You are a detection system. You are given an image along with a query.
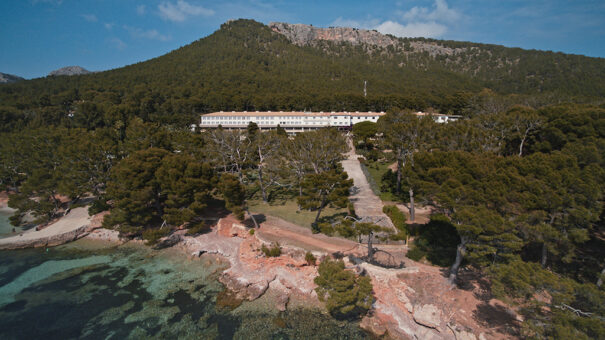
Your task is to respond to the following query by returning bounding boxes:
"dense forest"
[0,18,604,339]
[1,19,605,131]
[351,104,604,338]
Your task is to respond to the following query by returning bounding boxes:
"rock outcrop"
[180,215,320,311]
[0,72,24,84]
[176,215,516,339]
[269,22,468,57]
[49,66,91,76]
[0,224,92,250]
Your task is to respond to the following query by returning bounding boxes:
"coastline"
[2,209,517,339]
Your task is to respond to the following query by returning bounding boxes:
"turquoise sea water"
[0,240,369,339]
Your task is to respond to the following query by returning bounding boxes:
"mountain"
[1,19,604,128]
[269,22,605,97]
[49,66,91,76]
[0,72,24,84]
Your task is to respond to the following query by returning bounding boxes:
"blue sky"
[1,0,604,79]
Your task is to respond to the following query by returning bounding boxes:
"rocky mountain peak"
[269,22,398,48]
[0,72,25,84]
[49,66,91,77]
[268,22,467,58]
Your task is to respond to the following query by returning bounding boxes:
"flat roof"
[203,111,386,117]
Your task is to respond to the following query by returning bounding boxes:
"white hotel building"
[199,110,461,133]
[199,111,385,133]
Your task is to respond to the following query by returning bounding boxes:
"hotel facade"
[199,111,461,133]
[199,111,385,133]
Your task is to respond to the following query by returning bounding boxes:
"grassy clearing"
[249,199,347,229]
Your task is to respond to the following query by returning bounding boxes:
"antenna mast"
[364,80,367,98]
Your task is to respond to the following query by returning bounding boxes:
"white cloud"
[109,38,127,50]
[124,26,171,42]
[137,5,146,16]
[332,0,460,38]
[158,0,214,22]
[375,20,447,38]
[401,0,460,24]
[104,22,115,30]
[81,14,98,23]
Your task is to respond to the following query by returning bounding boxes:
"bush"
[319,222,335,236]
[347,202,356,218]
[406,245,427,261]
[261,243,281,257]
[335,221,356,238]
[314,259,373,319]
[186,222,209,235]
[249,229,255,235]
[383,205,407,238]
[408,214,459,267]
[305,251,316,266]
[88,196,110,215]
[142,228,170,245]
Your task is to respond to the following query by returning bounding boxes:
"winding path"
[341,139,394,229]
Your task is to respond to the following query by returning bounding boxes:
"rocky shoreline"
[2,207,516,339]
[170,216,513,339]
[0,209,109,250]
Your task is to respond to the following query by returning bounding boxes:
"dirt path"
[0,207,92,249]
[257,215,362,253]
[341,139,393,228]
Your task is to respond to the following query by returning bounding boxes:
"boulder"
[413,304,442,329]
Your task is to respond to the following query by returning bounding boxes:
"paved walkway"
[0,207,92,249]
[341,139,394,229]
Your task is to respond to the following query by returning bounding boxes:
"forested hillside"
[1,19,605,131]
[1,18,604,339]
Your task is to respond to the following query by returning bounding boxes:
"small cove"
[0,238,369,339]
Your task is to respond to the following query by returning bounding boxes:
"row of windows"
[201,115,378,120]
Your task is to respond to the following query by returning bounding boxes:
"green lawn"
[248,199,347,229]
[361,161,398,202]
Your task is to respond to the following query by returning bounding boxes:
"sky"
[1,0,604,79]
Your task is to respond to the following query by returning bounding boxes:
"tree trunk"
[367,231,374,262]
[541,242,548,267]
[313,204,324,225]
[518,130,528,157]
[409,188,415,222]
[597,267,604,287]
[395,150,403,194]
[245,208,259,229]
[449,239,467,284]
[258,166,267,202]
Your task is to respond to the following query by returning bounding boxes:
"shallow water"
[0,240,369,339]
[0,209,22,237]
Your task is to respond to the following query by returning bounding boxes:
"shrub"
[305,251,317,265]
[383,205,406,229]
[314,259,373,319]
[261,243,281,257]
[335,221,356,238]
[89,196,110,215]
[319,222,335,236]
[249,229,255,235]
[347,202,356,217]
[406,245,427,261]
[186,222,209,235]
[409,214,459,267]
[142,228,170,245]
